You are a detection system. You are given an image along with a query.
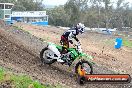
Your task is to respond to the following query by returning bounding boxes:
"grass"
[104,38,132,48]
[0,68,4,81]
[122,39,132,48]
[12,25,31,35]
[0,67,51,88]
[12,25,23,30]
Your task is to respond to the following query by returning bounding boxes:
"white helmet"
[76,23,85,33]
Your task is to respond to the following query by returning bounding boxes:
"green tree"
[64,0,80,25]
[0,0,44,11]
[47,6,70,26]
[0,0,16,3]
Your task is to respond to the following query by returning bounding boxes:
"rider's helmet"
[76,23,85,34]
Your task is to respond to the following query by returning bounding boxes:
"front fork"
[67,57,84,76]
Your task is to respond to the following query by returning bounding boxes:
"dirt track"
[14,23,132,75]
[0,22,132,88]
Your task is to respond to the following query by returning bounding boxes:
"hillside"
[0,21,131,88]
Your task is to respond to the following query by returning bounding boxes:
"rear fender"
[47,44,61,58]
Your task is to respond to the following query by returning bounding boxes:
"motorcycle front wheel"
[75,60,93,75]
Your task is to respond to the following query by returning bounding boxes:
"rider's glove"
[69,40,73,44]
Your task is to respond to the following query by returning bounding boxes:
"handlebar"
[73,42,82,53]
[73,42,81,46]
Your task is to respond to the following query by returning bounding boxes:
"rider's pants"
[60,35,69,54]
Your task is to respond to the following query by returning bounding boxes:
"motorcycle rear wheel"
[77,76,86,85]
[40,47,56,64]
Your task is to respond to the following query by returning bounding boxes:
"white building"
[11,11,48,25]
[0,3,14,24]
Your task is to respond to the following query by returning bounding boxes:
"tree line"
[0,0,44,11]
[47,0,132,31]
[0,0,132,30]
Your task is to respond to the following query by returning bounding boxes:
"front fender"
[79,53,95,65]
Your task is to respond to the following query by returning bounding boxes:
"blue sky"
[42,0,132,6]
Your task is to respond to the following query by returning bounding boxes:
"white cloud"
[43,0,68,6]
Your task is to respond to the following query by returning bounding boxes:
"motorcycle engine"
[62,53,73,66]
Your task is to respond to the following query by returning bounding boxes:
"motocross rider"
[58,23,85,62]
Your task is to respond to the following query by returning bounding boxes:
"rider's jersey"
[62,27,79,43]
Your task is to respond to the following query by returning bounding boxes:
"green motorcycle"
[40,42,93,74]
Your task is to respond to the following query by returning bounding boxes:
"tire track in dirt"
[0,27,131,88]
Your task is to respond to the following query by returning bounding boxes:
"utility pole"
[104,0,109,30]
[97,1,101,29]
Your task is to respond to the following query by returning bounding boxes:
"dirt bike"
[40,42,93,75]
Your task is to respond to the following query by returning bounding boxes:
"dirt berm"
[0,24,131,88]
